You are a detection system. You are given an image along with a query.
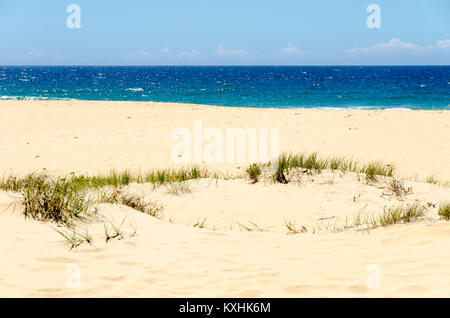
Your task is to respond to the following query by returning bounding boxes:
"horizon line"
[1,64,449,67]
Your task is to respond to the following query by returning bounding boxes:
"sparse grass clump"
[355,203,425,229]
[303,153,327,174]
[103,218,130,242]
[273,153,290,184]
[0,175,28,192]
[69,169,134,189]
[269,152,395,184]
[388,178,412,197]
[361,162,394,183]
[54,227,92,250]
[246,163,262,183]
[438,203,450,220]
[426,175,439,185]
[21,174,89,224]
[166,181,192,195]
[70,166,208,189]
[100,187,163,218]
[329,157,346,171]
[236,221,266,232]
[193,217,207,229]
[283,219,308,234]
[379,204,424,226]
[143,166,208,185]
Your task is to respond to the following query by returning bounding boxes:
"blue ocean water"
[0,66,448,110]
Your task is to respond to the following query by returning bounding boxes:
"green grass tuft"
[273,153,290,184]
[53,227,92,250]
[166,181,192,195]
[388,178,412,197]
[379,204,424,226]
[269,152,395,184]
[355,203,425,229]
[426,175,439,185]
[246,163,262,183]
[361,162,394,183]
[100,187,163,218]
[438,203,450,220]
[21,174,89,224]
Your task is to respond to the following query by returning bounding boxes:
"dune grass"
[0,175,27,192]
[246,152,395,184]
[283,219,308,234]
[20,174,90,224]
[193,217,207,229]
[236,221,266,232]
[166,181,192,195]
[100,187,163,218]
[281,152,394,183]
[361,162,390,182]
[103,218,128,242]
[0,153,443,231]
[53,227,93,250]
[246,163,262,184]
[426,175,439,185]
[273,153,290,184]
[379,204,424,226]
[438,203,450,220]
[0,166,207,223]
[388,178,412,197]
[67,166,209,190]
[355,203,425,229]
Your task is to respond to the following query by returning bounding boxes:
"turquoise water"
[0,66,448,109]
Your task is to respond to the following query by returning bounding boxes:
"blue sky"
[0,0,449,65]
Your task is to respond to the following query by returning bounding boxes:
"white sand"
[0,100,449,297]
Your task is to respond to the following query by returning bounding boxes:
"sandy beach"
[0,100,449,297]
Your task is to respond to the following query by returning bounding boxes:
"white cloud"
[27,48,45,57]
[177,49,201,58]
[347,38,450,54]
[159,48,170,55]
[276,43,302,56]
[346,38,420,54]
[433,39,450,49]
[214,45,248,58]
[123,49,151,57]
[123,48,171,59]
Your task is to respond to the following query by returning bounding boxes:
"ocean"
[0,66,448,110]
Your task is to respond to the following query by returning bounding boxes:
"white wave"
[285,105,415,111]
[0,95,73,101]
[125,88,144,92]
[384,107,413,111]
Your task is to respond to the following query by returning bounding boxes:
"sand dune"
[0,100,449,297]
[1,189,449,297]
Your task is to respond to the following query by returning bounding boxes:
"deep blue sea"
[0,66,448,110]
